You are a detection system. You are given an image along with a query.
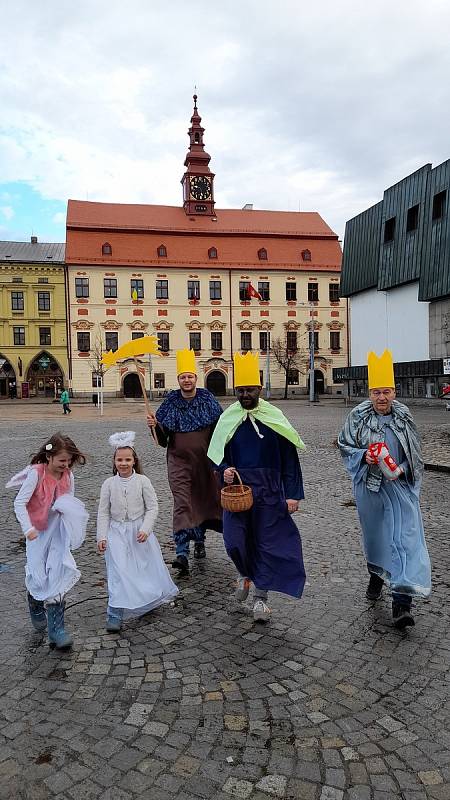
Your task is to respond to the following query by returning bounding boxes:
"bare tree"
[270,334,306,399]
[89,327,105,393]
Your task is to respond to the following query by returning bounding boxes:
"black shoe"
[392,602,415,630]
[194,542,206,559]
[171,555,189,575]
[366,573,384,601]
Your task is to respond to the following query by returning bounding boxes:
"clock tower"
[182,94,215,216]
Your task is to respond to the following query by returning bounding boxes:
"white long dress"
[12,468,88,602]
[97,473,178,619]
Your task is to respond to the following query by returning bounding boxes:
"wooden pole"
[133,356,157,444]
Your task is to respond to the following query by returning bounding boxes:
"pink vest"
[27,463,71,531]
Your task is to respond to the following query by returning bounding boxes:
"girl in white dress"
[97,431,178,631]
[7,433,88,649]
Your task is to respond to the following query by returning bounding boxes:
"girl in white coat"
[97,432,178,631]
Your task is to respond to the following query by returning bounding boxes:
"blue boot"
[106,606,123,632]
[47,601,73,649]
[27,592,47,632]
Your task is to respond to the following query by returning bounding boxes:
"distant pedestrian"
[6,433,88,649]
[96,431,178,632]
[338,350,431,630]
[60,387,71,414]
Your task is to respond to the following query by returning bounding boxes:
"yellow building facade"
[0,240,68,398]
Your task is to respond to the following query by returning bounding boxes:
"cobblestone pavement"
[0,401,449,800]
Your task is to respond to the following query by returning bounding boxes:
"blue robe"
[217,418,306,598]
[339,408,431,598]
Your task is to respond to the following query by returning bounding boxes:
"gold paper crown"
[233,352,261,387]
[367,350,395,389]
[176,349,197,376]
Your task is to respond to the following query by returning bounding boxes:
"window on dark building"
[287,331,298,351]
[132,331,144,340]
[157,244,167,257]
[131,279,144,299]
[156,280,168,299]
[239,281,250,301]
[406,204,419,233]
[39,327,51,346]
[211,332,222,351]
[384,216,396,243]
[257,248,267,260]
[432,190,447,221]
[75,277,89,298]
[38,291,50,310]
[105,332,118,352]
[157,332,170,352]
[77,332,90,352]
[208,247,218,259]
[329,283,340,302]
[189,332,201,351]
[286,282,297,301]
[104,278,117,298]
[301,249,311,261]
[102,243,112,255]
[259,331,269,351]
[13,326,25,345]
[209,280,221,300]
[241,331,252,351]
[258,281,270,301]
[287,369,299,385]
[330,331,341,350]
[154,373,165,389]
[308,282,319,302]
[188,280,200,300]
[11,291,24,311]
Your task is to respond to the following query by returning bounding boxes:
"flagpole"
[266,331,271,399]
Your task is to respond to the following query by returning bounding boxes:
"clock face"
[189,175,212,201]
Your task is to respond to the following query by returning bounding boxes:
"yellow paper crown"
[233,352,261,387]
[367,350,395,389]
[176,349,197,376]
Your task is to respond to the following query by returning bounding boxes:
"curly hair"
[31,433,86,467]
[112,446,143,475]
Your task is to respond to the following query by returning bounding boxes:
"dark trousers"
[63,403,71,414]
[367,563,412,607]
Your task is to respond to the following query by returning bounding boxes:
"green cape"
[207,398,305,465]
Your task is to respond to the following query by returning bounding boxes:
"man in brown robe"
[147,352,223,576]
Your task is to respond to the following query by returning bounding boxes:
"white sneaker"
[253,599,271,622]
[235,577,251,601]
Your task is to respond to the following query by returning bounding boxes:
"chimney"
[31,236,38,244]
[242,204,253,210]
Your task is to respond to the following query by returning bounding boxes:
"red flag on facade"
[246,282,262,300]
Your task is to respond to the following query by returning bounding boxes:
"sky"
[1,0,449,244]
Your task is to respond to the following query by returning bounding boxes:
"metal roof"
[0,240,65,263]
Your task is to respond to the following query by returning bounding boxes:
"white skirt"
[104,516,178,619]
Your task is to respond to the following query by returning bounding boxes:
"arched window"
[102,242,112,256]
[258,248,268,261]
[301,249,311,261]
[208,247,218,259]
[157,244,167,258]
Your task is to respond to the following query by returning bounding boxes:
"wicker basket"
[221,470,253,512]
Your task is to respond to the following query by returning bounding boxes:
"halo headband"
[108,431,136,451]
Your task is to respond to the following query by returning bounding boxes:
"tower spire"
[181,94,215,216]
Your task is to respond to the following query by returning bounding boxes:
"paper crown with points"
[233,352,261,388]
[367,349,395,389]
[176,349,197,376]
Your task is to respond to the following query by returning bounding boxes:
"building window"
[301,249,311,261]
[154,373,165,389]
[406,204,419,233]
[259,331,269,351]
[287,331,298,352]
[92,372,101,388]
[13,326,25,346]
[309,330,319,351]
[211,332,222,351]
[329,283,340,302]
[11,275,22,283]
[257,248,267,260]
[189,332,201,351]
[38,291,50,311]
[384,216,396,243]
[157,244,167,257]
[330,331,341,350]
[308,283,319,302]
[11,291,24,311]
[432,190,447,221]
[156,280,168,299]
[75,277,89,298]
[105,332,118,352]
[77,332,90,352]
[38,277,48,284]
[239,281,250,301]
[188,280,200,300]
[288,369,299,385]
[102,242,112,256]
[286,282,297,301]
[209,280,221,300]
[208,247,218,259]
[241,331,252,351]
[39,327,51,346]
[157,332,170,352]
[258,281,270,301]
[131,279,144,299]
[132,331,144,340]
[104,278,117,298]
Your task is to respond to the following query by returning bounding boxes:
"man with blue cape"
[208,352,306,623]
[147,349,223,576]
[338,350,431,630]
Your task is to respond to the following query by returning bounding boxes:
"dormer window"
[157,244,167,258]
[102,242,112,256]
[301,249,311,261]
[208,247,218,259]
[258,248,268,261]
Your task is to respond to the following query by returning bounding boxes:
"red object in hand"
[368,442,402,480]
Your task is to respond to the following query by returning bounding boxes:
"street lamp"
[265,330,271,399]
[298,302,316,401]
